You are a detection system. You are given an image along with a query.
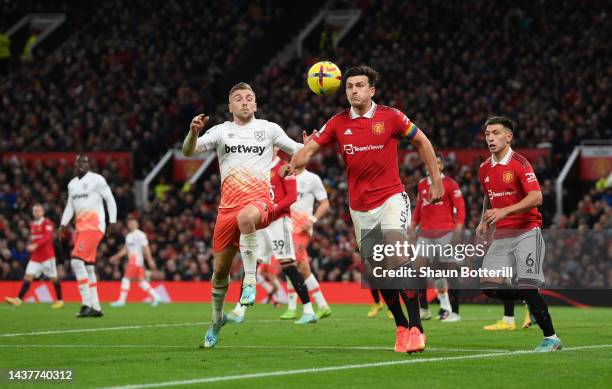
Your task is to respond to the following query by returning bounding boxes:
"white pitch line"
[0,322,206,338]
[97,344,612,389]
[0,344,510,353]
[0,319,358,338]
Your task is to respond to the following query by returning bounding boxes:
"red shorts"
[125,263,145,279]
[212,199,274,253]
[258,257,281,277]
[72,230,104,263]
[293,233,311,262]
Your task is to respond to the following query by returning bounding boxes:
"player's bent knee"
[236,206,260,233]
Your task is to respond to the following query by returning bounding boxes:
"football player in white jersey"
[59,155,117,318]
[287,167,331,319]
[109,218,161,307]
[182,82,312,348]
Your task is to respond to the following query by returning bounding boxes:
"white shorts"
[416,232,455,263]
[257,216,295,263]
[350,192,411,251]
[483,227,545,285]
[25,258,58,279]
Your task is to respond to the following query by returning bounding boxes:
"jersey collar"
[491,147,513,167]
[349,101,377,119]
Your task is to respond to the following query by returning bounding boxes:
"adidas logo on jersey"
[344,128,353,135]
[224,144,265,155]
[485,176,490,183]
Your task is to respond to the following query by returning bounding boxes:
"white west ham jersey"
[291,170,327,235]
[126,229,148,267]
[61,172,117,233]
[195,118,302,209]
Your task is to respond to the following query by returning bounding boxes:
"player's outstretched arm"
[410,131,443,203]
[291,138,320,171]
[183,114,210,156]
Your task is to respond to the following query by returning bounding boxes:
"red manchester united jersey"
[314,102,420,211]
[270,157,297,219]
[478,148,542,237]
[413,175,466,238]
[30,218,55,262]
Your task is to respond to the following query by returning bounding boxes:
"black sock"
[400,289,423,332]
[418,288,428,309]
[503,299,515,317]
[519,289,555,337]
[53,281,62,301]
[18,281,31,299]
[370,288,380,304]
[449,288,460,314]
[281,264,310,304]
[380,289,408,328]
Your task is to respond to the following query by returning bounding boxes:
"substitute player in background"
[292,65,443,353]
[109,218,161,307]
[289,166,331,319]
[59,155,117,318]
[476,116,562,352]
[5,204,63,308]
[183,83,307,348]
[228,149,317,324]
[412,155,465,322]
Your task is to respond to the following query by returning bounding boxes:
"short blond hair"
[228,82,255,101]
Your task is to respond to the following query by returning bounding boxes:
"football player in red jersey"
[412,155,465,322]
[5,204,63,308]
[292,65,443,354]
[476,116,561,352]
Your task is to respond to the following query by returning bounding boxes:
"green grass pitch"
[1,302,611,388]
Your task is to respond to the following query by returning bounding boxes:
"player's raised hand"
[190,114,210,135]
[302,130,318,145]
[428,181,444,204]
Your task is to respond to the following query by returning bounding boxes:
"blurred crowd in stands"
[1,0,610,287]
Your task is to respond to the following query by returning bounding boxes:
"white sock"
[211,274,229,323]
[118,278,130,302]
[232,303,246,317]
[437,291,452,312]
[240,232,258,285]
[304,274,327,308]
[86,265,101,311]
[503,315,515,324]
[287,280,297,311]
[71,259,90,307]
[302,302,314,315]
[139,280,160,301]
[545,334,559,340]
[273,279,288,304]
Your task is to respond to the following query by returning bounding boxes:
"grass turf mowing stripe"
[97,344,612,389]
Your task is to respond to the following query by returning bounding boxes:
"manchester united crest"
[502,171,514,183]
[372,122,385,135]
